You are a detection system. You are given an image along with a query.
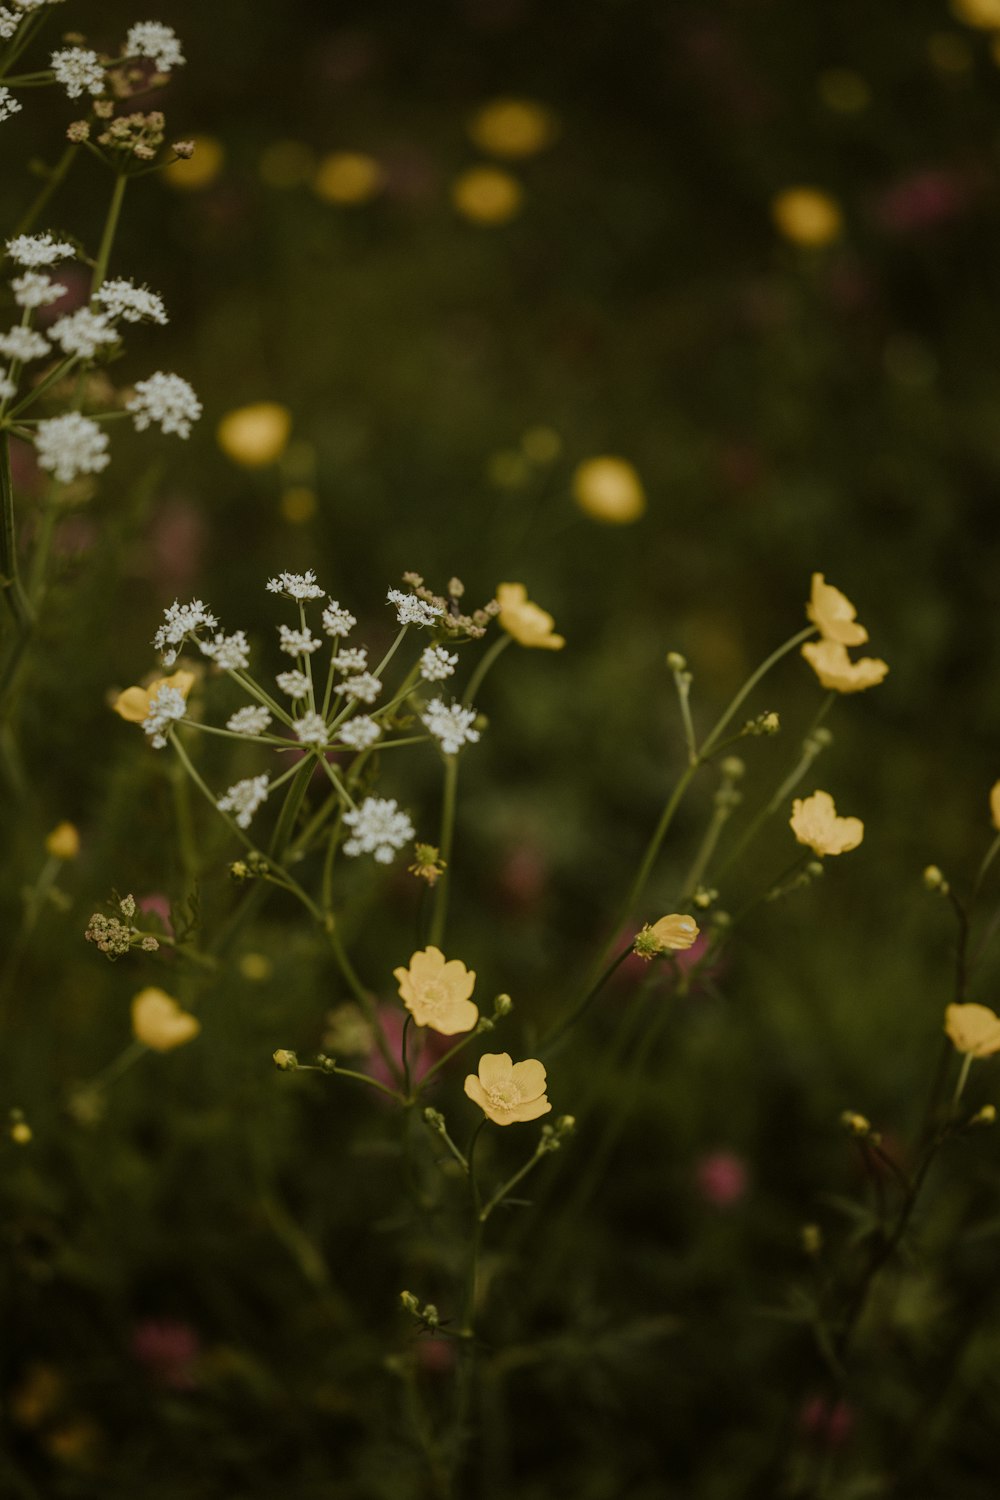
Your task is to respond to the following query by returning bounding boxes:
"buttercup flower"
[216,402,291,467]
[393,946,479,1035]
[790,790,864,856]
[990,780,1000,832]
[131,988,200,1051]
[113,669,195,725]
[635,913,701,959]
[45,822,80,860]
[572,456,646,525]
[945,1002,1000,1058]
[806,573,868,646]
[801,639,888,694]
[496,582,565,650]
[771,187,842,247]
[464,1052,551,1126]
[467,98,558,158]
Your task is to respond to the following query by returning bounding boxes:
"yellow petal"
[572,456,646,525]
[771,187,842,247]
[801,639,888,694]
[496,581,565,650]
[45,822,80,861]
[113,685,152,723]
[477,1052,513,1090]
[989,781,1000,833]
[131,988,201,1052]
[945,1002,1000,1058]
[806,573,868,646]
[790,790,864,856]
[649,914,700,951]
[217,403,292,468]
[510,1058,546,1100]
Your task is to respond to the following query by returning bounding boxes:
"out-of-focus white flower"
[217,774,270,828]
[0,326,50,362]
[11,272,67,308]
[127,371,202,437]
[342,796,414,863]
[94,277,167,324]
[421,698,480,755]
[125,21,185,72]
[337,715,381,750]
[34,412,110,482]
[51,46,105,98]
[293,711,328,746]
[48,307,117,358]
[0,85,22,121]
[6,232,75,267]
[275,670,310,699]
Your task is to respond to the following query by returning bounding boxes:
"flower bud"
[720,756,745,781]
[923,864,948,893]
[840,1110,872,1138]
[666,652,687,673]
[493,992,513,1017]
[272,1049,298,1071]
[969,1104,997,1128]
[801,1223,823,1257]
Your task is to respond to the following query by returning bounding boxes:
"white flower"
[94,278,167,325]
[0,326,50,362]
[226,705,271,736]
[6,233,75,267]
[34,412,109,483]
[387,588,442,627]
[0,85,21,121]
[278,624,322,656]
[153,598,218,664]
[276,669,310,700]
[420,644,458,681]
[266,569,324,600]
[334,671,382,704]
[48,308,117,359]
[217,774,270,829]
[337,715,381,750]
[421,698,481,755]
[51,47,105,98]
[0,14,22,43]
[293,711,328,747]
[322,600,356,636]
[342,796,415,863]
[0,370,16,401]
[125,21,185,72]
[127,371,201,438]
[333,647,367,673]
[11,272,66,308]
[200,629,250,671]
[142,684,187,748]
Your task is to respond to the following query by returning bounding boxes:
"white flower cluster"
[276,669,310,700]
[293,711,328,747]
[332,647,367,673]
[421,698,481,755]
[200,630,251,671]
[342,797,414,864]
[335,671,382,705]
[387,588,442,627]
[34,413,109,483]
[322,600,356,636]
[143,685,187,749]
[125,21,185,72]
[0,327,49,362]
[226,705,271,736]
[6,233,74,267]
[12,272,66,309]
[337,715,381,750]
[95,278,167,325]
[420,644,458,681]
[49,308,117,359]
[127,371,202,438]
[51,46,104,99]
[153,599,218,665]
[278,624,321,656]
[0,85,21,123]
[217,774,269,829]
[267,570,325,600]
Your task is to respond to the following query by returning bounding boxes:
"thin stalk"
[91,172,127,293]
[539,945,632,1057]
[463,632,511,707]
[12,143,80,236]
[698,625,816,758]
[427,755,459,948]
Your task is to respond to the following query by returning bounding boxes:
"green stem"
[427,755,459,948]
[478,1142,548,1223]
[463,633,511,707]
[0,430,33,637]
[698,625,816,758]
[12,143,80,237]
[539,945,632,1057]
[91,172,127,294]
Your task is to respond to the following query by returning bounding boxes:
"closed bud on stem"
[493,993,513,1018]
[423,1107,446,1134]
[840,1110,872,1138]
[801,1223,823,1257]
[272,1049,298,1071]
[923,864,948,894]
[400,1290,420,1315]
[969,1104,997,1128]
[666,652,687,673]
[720,756,745,781]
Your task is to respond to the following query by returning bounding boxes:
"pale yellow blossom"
[771,187,842,246]
[45,822,80,861]
[801,639,888,694]
[113,670,195,724]
[131,988,201,1051]
[790,790,864,856]
[216,403,291,468]
[635,913,700,959]
[467,98,558,158]
[314,151,383,204]
[571,456,646,525]
[393,946,478,1035]
[952,0,1000,27]
[496,582,565,650]
[452,167,523,225]
[806,573,868,646]
[989,780,1000,832]
[945,1002,1000,1058]
[464,1052,551,1125]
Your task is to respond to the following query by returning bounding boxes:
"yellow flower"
[571,456,646,525]
[452,166,523,225]
[217,402,292,468]
[393,947,479,1035]
[163,135,225,191]
[790,790,864,856]
[801,639,888,693]
[113,670,195,725]
[45,821,80,860]
[635,913,700,959]
[467,98,558,158]
[771,186,843,247]
[990,780,1000,832]
[945,1002,1000,1058]
[314,151,384,204]
[806,573,868,646]
[131,988,201,1051]
[496,582,565,650]
[952,0,1000,27]
[464,1052,551,1126]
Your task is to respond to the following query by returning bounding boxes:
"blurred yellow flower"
[952,0,1000,26]
[790,790,864,856]
[164,135,225,191]
[771,187,843,247]
[945,1002,1000,1058]
[314,151,384,205]
[572,456,647,524]
[393,946,479,1035]
[131,988,201,1051]
[990,780,1000,831]
[452,166,523,225]
[45,821,80,861]
[467,98,558,158]
[464,1051,551,1125]
[113,670,195,725]
[806,573,868,646]
[801,639,888,693]
[496,582,565,650]
[217,402,292,468]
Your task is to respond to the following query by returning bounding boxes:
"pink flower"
[695,1151,749,1207]
[873,169,969,234]
[800,1395,854,1448]
[130,1319,200,1389]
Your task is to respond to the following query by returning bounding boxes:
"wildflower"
[342,796,414,863]
[409,843,447,886]
[0,86,21,123]
[806,573,868,646]
[332,647,367,672]
[10,1117,31,1145]
[199,629,250,671]
[226,705,271,736]
[125,21,185,71]
[11,272,66,308]
[127,371,202,438]
[790,790,864,856]
[45,821,80,860]
[34,412,110,483]
[131,988,200,1051]
[275,669,310,699]
[314,151,383,204]
[48,308,117,359]
[394,946,479,1035]
[114,669,195,724]
[216,402,291,467]
[51,47,104,99]
[464,1052,551,1125]
[337,715,381,750]
[217,774,270,828]
[990,780,1000,832]
[801,639,889,693]
[94,278,167,324]
[272,1049,298,1071]
[293,711,328,746]
[634,913,700,960]
[153,599,217,663]
[335,671,382,704]
[0,326,49,363]
[266,569,324,600]
[421,698,481,755]
[695,1151,749,1207]
[6,232,75,267]
[420,644,458,681]
[143,684,188,747]
[496,581,565,650]
[572,456,646,524]
[467,98,557,158]
[771,187,843,247]
[945,1002,1000,1058]
[278,624,321,655]
[322,600,356,636]
[85,911,132,958]
[387,588,442,627]
[452,166,523,225]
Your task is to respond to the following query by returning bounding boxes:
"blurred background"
[4,1,1000,1494]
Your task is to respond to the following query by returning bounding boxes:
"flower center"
[484,1082,519,1110]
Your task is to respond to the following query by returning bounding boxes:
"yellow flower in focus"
[113,670,195,725]
[649,914,700,951]
[452,166,523,225]
[467,98,558,158]
[496,582,565,650]
[164,135,225,190]
[314,151,384,205]
[945,1002,1000,1058]
[790,790,864,856]
[217,402,292,468]
[393,946,479,1035]
[572,456,647,525]
[464,1052,551,1125]
[131,988,201,1051]
[801,639,888,694]
[990,780,1000,831]
[45,821,80,860]
[771,187,843,247]
[806,573,868,646]
[952,0,1000,26]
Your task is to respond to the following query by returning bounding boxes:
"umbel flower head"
[496,582,565,650]
[945,1002,1000,1059]
[790,790,864,856]
[393,947,479,1035]
[464,1052,551,1125]
[131,988,200,1052]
